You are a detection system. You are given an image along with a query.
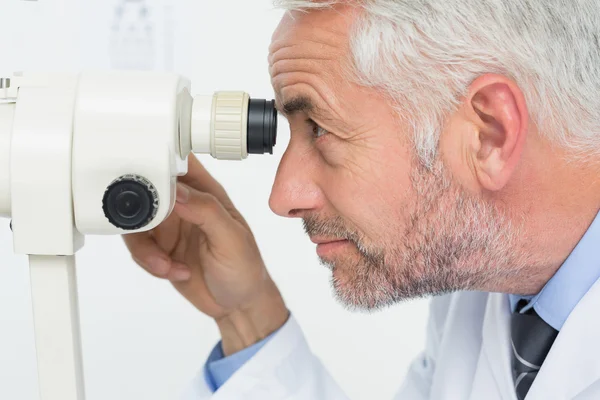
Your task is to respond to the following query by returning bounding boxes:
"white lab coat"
[180,279,600,400]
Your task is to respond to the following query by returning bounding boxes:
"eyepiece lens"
[247,98,278,154]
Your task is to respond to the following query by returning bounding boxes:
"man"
[124,1,600,399]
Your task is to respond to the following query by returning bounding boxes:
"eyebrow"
[279,96,316,116]
[278,95,340,128]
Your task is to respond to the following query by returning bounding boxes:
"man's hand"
[123,154,289,355]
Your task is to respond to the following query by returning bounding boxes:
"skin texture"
[125,5,600,352]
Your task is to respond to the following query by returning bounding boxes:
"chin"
[327,259,399,312]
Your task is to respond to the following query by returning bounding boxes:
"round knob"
[102,175,159,230]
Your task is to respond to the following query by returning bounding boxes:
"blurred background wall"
[0,1,429,399]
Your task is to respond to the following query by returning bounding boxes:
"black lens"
[247,99,278,154]
[116,191,143,219]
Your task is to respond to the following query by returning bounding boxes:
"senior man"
[125,1,600,399]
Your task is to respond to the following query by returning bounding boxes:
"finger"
[174,183,238,243]
[179,155,251,230]
[180,154,232,206]
[133,255,191,283]
[124,233,177,279]
[166,261,192,282]
[151,211,182,255]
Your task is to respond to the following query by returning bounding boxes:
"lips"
[310,237,347,245]
[311,237,350,258]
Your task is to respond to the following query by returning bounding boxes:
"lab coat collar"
[526,278,600,399]
[482,281,600,400]
[481,292,518,400]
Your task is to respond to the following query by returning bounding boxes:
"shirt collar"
[509,209,600,331]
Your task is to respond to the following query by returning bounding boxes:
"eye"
[308,119,329,139]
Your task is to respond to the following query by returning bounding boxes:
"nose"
[269,145,322,218]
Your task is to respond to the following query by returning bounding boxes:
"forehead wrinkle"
[271,58,341,119]
[275,79,339,118]
[269,57,337,83]
[269,38,343,67]
[269,24,353,132]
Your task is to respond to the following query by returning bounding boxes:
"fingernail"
[177,183,190,203]
[148,257,170,276]
[169,267,192,282]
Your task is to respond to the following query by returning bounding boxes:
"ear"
[467,74,529,191]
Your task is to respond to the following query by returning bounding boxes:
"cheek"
[322,139,414,241]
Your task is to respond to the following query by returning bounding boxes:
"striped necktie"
[511,300,559,399]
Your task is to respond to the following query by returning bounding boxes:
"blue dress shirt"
[205,211,600,391]
[509,210,600,330]
[203,330,277,392]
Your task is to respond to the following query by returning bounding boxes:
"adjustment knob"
[102,174,159,230]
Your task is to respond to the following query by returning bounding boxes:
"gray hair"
[274,0,600,166]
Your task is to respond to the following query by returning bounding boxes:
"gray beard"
[305,159,531,312]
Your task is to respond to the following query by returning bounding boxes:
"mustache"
[302,215,356,241]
